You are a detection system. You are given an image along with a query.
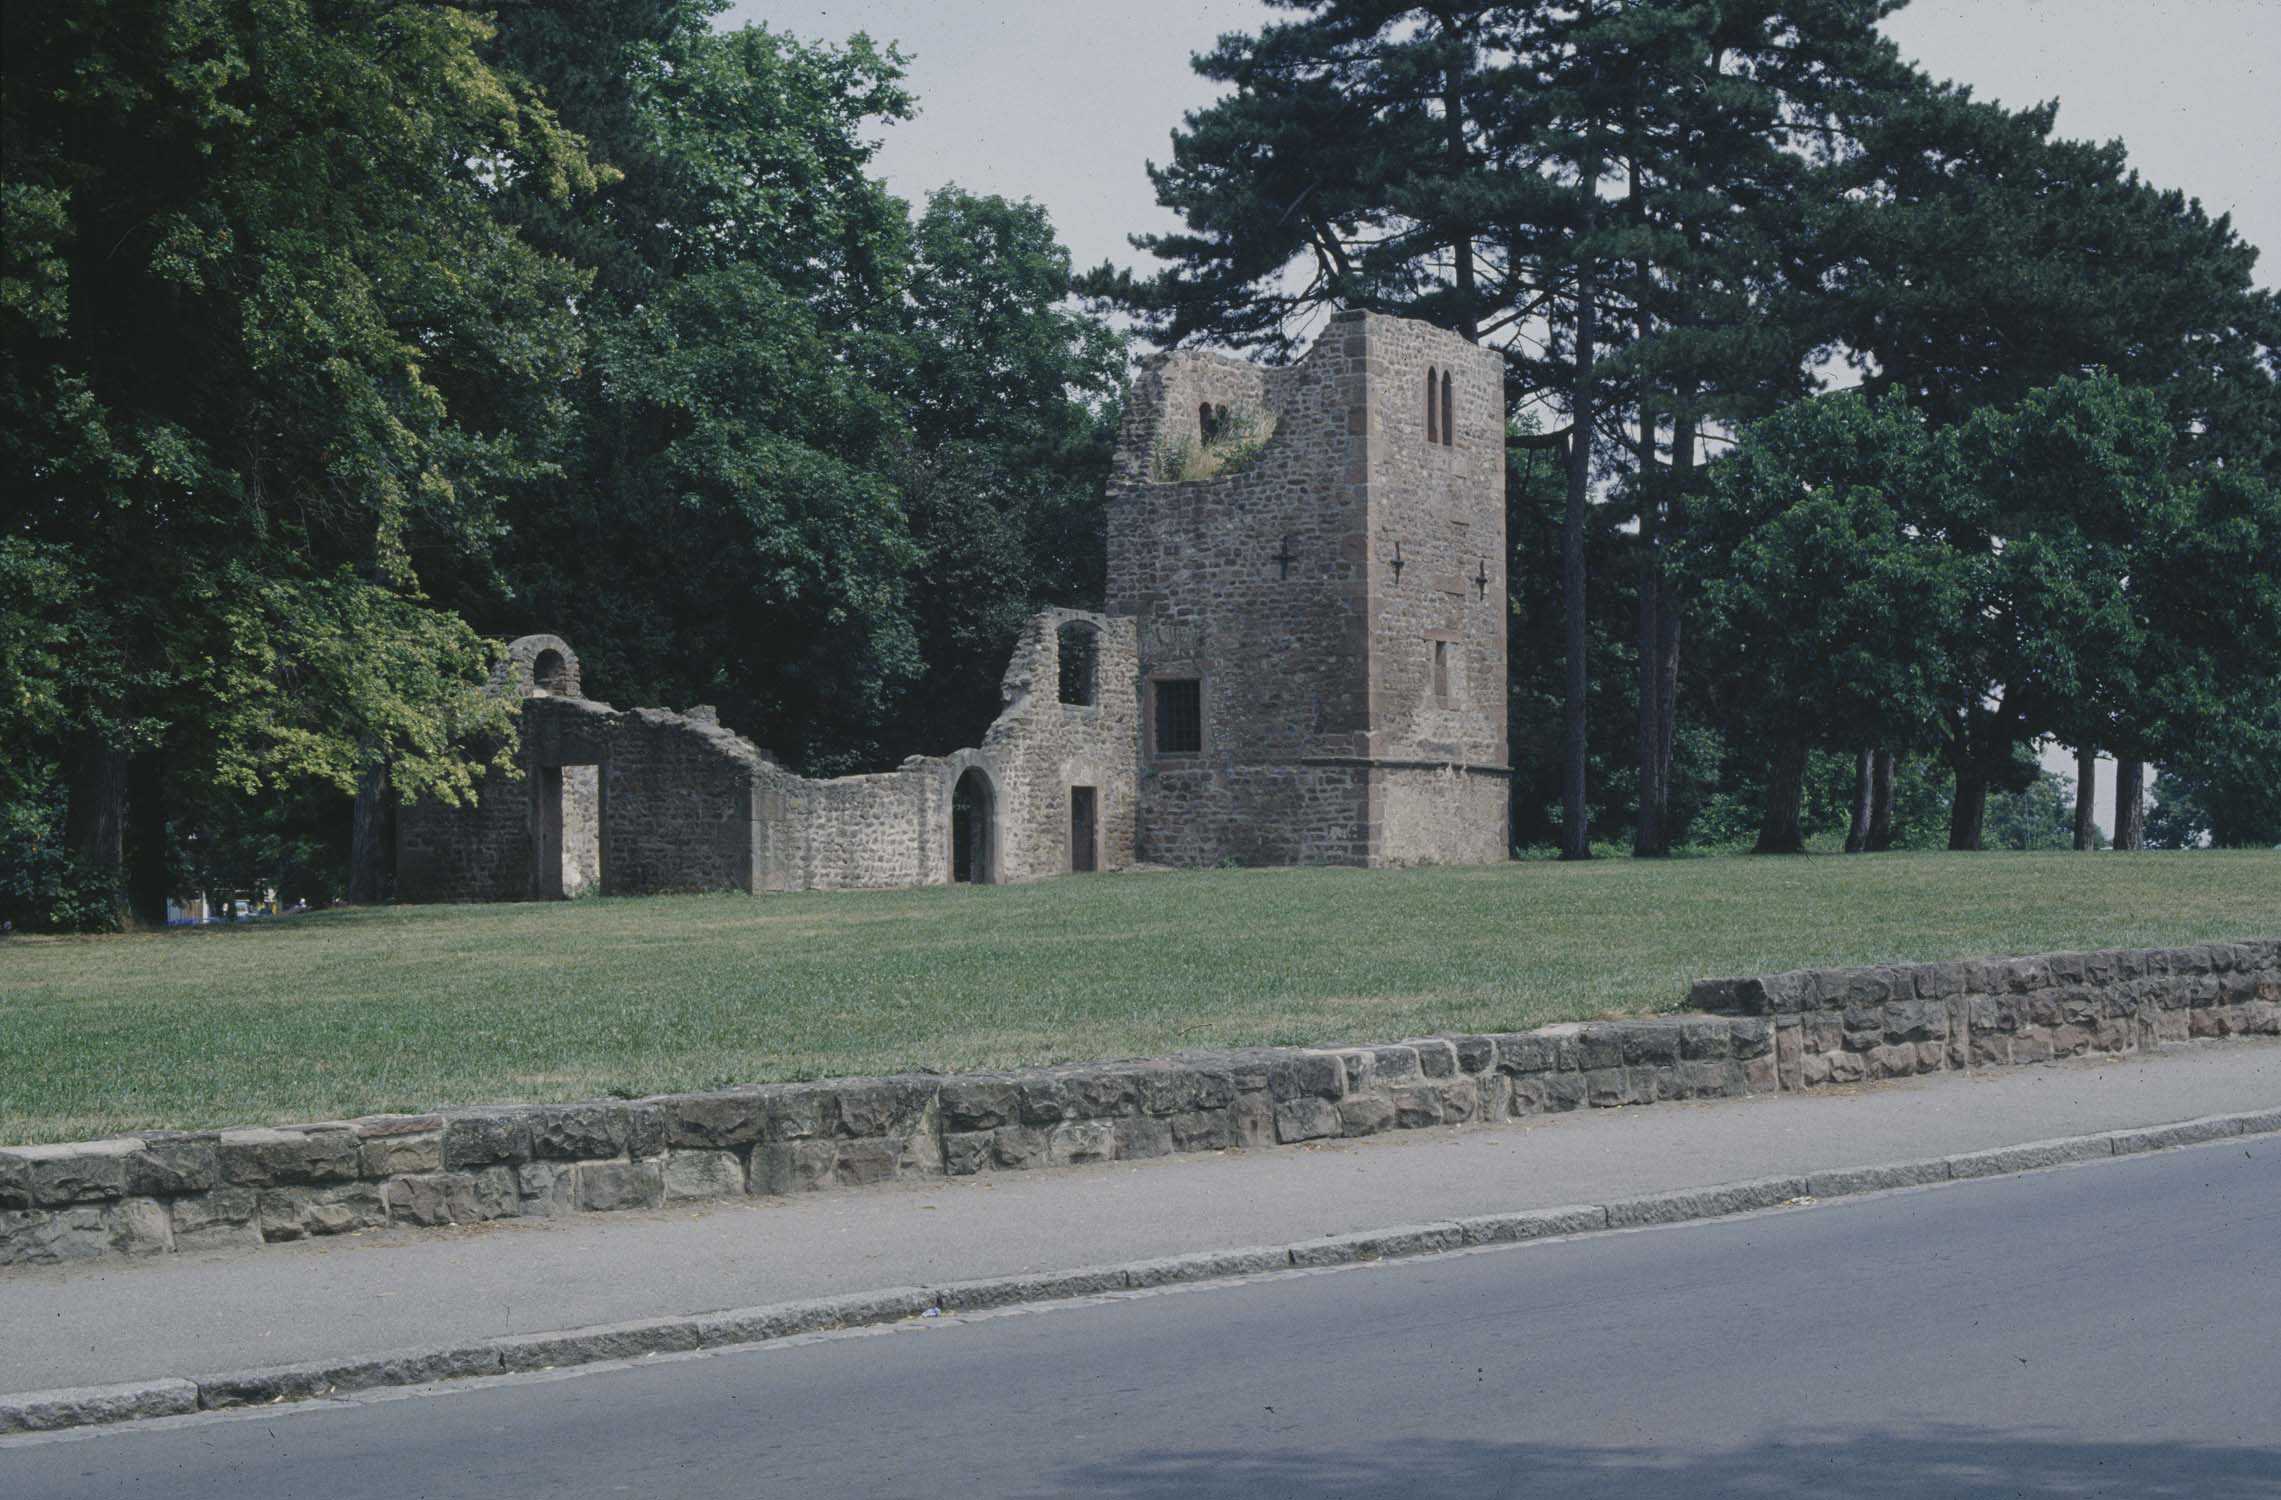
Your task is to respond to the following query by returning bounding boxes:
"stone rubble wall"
[15,945,2268,1267]
[400,609,1142,898]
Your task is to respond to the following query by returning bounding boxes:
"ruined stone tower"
[399,311,1508,901]
[1107,309,1509,867]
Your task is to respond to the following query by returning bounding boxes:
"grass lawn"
[4,849,2276,1143]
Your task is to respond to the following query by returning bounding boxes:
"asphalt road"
[8,1138,2277,1499]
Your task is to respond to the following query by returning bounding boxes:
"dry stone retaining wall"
[5,939,2274,1268]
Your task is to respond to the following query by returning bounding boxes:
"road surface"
[7,1135,2276,1499]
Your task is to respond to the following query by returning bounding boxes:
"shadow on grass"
[1042,1427,2278,1499]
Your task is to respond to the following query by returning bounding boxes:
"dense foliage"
[4,0,2275,931]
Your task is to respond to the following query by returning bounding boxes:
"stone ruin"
[396,310,1510,899]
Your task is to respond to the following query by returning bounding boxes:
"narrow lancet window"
[1426,367,1439,444]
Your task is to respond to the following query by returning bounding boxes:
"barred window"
[1154,679,1202,754]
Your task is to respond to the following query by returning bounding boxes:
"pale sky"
[730,0,2278,832]
[735,0,2281,292]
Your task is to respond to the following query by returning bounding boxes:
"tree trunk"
[1844,749,1874,852]
[1655,413,1693,814]
[124,751,170,929]
[2073,747,2099,850]
[1754,738,1808,854]
[348,755,390,903]
[65,734,127,875]
[1867,749,1897,851]
[1633,399,1664,855]
[1560,252,1597,861]
[1947,767,1988,852]
[2114,759,2146,850]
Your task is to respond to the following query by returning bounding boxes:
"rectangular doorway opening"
[537,763,602,899]
[1070,786,1098,873]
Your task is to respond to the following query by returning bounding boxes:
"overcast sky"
[734,0,2280,291]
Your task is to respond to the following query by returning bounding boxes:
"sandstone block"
[656,1144,743,1203]
[1112,1115,1174,1161]
[170,1187,261,1253]
[939,1077,1021,1132]
[1046,1119,1117,1166]
[942,1130,994,1175]
[1273,1098,1340,1143]
[258,1182,386,1241]
[665,1091,765,1150]
[438,1111,532,1170]
[1267,1053,1345,1102]
[530,1101,630,1160]
[577,1160,663,1212]
[7,1138,138,1206]
[1168,1108,1236,1153]
[759,1139,838,1193]
[1336,1093,1395,1137]
[361,1132,442,1177]
[124,1136,218,1197]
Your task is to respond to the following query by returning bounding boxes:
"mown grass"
[4,850,2275,1143]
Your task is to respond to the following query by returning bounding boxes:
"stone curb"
[5,1108,2274,1438]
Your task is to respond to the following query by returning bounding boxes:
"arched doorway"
[951,767,996,884]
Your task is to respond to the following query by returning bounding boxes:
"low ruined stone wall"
[5,939,2273,1268]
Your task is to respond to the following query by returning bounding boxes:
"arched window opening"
[1441,371,1455,447]
[1057,622,1098,706]
[532,648,571,695]
[1201,402,1230,444]
[1425,367,1439,444]
[952,768,996,884]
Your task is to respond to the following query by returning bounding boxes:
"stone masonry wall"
[1108,324,1376,867]
[400,609,1144,898]
[1355,315,1510,865]
[7,940,2272,1268]
[1106,310,1508,867]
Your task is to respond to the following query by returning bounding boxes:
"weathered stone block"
[1169,1108,1237,1153]
[830,1139,904,1187]
[1495,1033,1562,1075]
[1450,1036,1496,1074]
[1584,1067,1636,1108]
[1620,1025,1681,1068]
[1267,1053,1345,1102]
[577,1160,663,1212]
[759,1139,838,1193]
[385,1168,518,1227]
[170,1188,261,1253]
[1743,1053,1779,1094]
[8,1138,138,1206]
[835,1077,938,1139]
[1273,1098,1341,1143]
[1436,1077,1479,1122]
[1336,1093,1395,1137]
[1388,1085,1444,1129]
[1112,1115,1175,1160]
[438,1112,533,1170]
[1577,1027,1627,1072]
[360,1132,442,1178]
[516,1160,578,1216]
[1046,1119,1117,1166]
[530,1101,630,1161]
[665,1091,765,1150]
[764,1084,837,1142]
[1229,1092,1276,1147]
[942,1130,994,1175]
[1678,1021,1731,1061]
[123,1136,218,1197]
[939,1077,1021,1132]
[258,1182,387,1241]
[989,1125,1049,1170]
